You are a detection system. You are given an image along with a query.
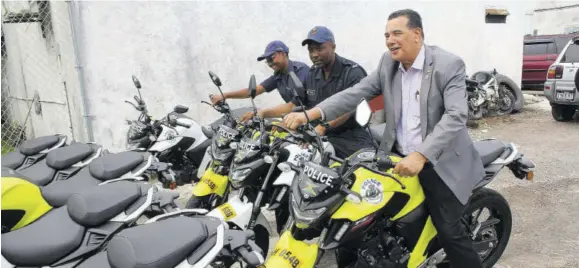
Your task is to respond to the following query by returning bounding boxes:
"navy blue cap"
[302,26,335,46]
[257,40,289,61]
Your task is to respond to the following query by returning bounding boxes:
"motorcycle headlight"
[229,168,251,188]
[234,149,259,163]
[291,194,326,228]
[127,121,147,140]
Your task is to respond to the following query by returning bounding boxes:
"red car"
[522,34,578,90]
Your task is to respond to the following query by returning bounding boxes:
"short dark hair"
[388,9,424,38]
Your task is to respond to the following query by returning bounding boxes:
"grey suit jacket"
[317,44,485,204]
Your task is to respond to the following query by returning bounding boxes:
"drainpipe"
[66,0,94,142]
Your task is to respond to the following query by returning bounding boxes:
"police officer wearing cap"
[256,26,374,158]
[298,26,374,158]
[210,40,310,120]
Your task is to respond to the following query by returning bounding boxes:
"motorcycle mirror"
[288,72,304,99]
[208,71,222,87]
[131,75,142,89]
[173,105,189,114]
[249,76,257,99]
[355,98,372,128]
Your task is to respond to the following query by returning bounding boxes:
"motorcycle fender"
[264,231,318,268]
[1,177,52,231]
[192,168,228,197]
[207,195,252,228]
[273,170,296,187]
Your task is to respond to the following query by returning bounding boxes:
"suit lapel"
[392,64,402,129]
[420,46,434,139]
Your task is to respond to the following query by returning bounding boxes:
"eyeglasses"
[266,53,278,64]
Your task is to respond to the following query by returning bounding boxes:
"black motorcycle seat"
[202,126,214,139]
[1,151,26,169]
[67,181,142,227]
[19,135,61,156]
[42,168,102,207]
[89,151,144,181]
[107,216,214,268]
[17,158,55,186]
[474,139,507,166]
[369,123,385,144]
[46,143,93,170]
[1,207,85,267]
[76,251,111,268]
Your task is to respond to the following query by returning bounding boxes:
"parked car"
[522,34,577,90]
[544,36,579,121]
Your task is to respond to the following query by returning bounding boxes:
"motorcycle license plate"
[264,231,318,268]
[555,91,574,101]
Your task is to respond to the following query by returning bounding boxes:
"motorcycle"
[125,74,253,187]
[263,85,535,268]
[184,71,251,209]
[1,150,160,233]
[75,211,265,268]
[1,134,68,170]
[466,69,517,120]
[0,177,181,268]
[125,75,213,187]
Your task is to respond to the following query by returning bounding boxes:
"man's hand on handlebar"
[283,112,308,130]
[210,94,224,105]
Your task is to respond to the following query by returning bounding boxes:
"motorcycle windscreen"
[192,167,228,197]
[263,231,318,268]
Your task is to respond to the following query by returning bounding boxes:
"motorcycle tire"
[463,188,512,268]
[495,74,523,112]
[496,84,516,116]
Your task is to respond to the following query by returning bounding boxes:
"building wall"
[1,1,84,142]
[531,2,579,35]
[70,1,531,150]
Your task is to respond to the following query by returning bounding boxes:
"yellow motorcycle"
[264,98,535,268]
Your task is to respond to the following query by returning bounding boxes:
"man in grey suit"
[283,9,485,267]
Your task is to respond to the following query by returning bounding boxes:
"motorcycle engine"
[353,232,410,268]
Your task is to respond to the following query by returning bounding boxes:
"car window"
[546,42,557,54]
[561,43,579,63]
[524,43,550,55]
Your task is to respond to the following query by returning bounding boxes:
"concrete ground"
[174,96,579,268]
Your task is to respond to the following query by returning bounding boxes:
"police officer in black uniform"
[210,40,309,121]
[296,26,374,158]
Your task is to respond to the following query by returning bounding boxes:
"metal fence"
[2,0,74,155]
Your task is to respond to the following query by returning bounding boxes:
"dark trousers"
[418,164,483,268]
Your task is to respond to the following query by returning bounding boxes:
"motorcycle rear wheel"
[464,187,512,268]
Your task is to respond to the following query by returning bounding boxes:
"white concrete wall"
[73,1,532,150]
[531,1,579,35]
[1,1,78,140]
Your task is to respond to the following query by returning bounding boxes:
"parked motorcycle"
[467,69,519,120]
[185,71,251,209]
[125,74,253,187]
[1,150,161,233]
[263,87,535,268]
[75,211,265,268]
[0,178,181,267]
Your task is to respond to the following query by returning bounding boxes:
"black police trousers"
[326,127,374,159]
[419,164,484,268]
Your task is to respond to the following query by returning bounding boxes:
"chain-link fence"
[2,0,77,155]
